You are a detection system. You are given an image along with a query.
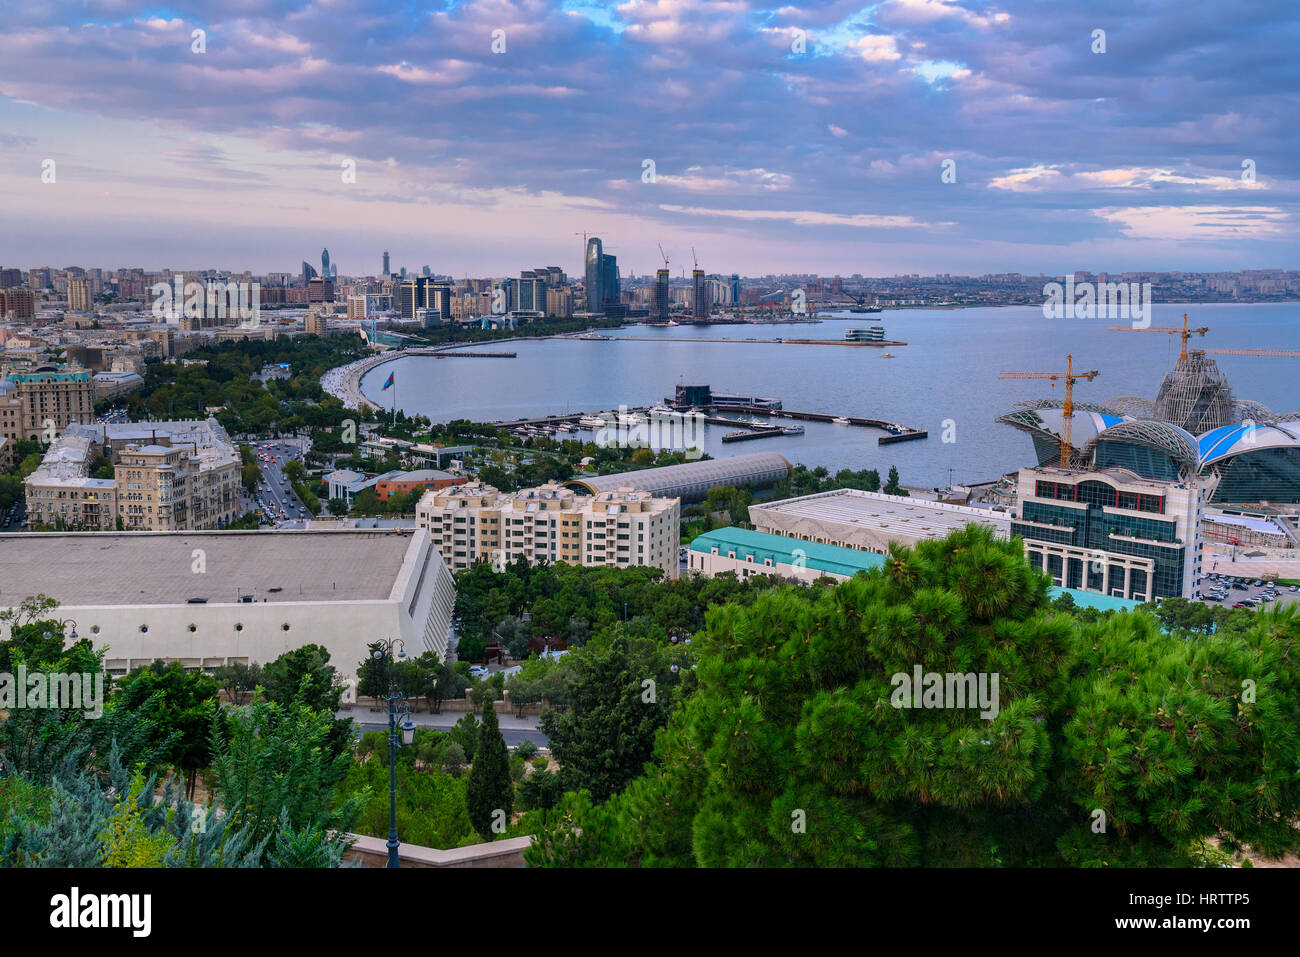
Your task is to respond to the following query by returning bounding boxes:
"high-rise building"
[382,250,390,276]
[308,277,335,303]
[301,261,317,283]
[692,268,709,320]
[305,312,328,336]
[730,274,742,305]
[601,254,620,309]
[651,269,670,321]
[321,248,330,278]
[68,276,93,312]
[0,287,36,319]
[0,268,23,289]
[584,237,603,312]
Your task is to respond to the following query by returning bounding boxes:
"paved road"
[341,707,548,748]
[248,438,312,525]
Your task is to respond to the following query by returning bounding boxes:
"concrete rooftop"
[0,529,419,607]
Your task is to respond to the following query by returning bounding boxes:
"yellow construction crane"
[1200,347,1300,358]
[1107,311,1300,358]
[999,355,1100,469]
[1106,312,1208,360]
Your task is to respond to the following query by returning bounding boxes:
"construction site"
[994,312,1300,545]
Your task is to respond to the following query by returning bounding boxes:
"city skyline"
[0,1,1296,275]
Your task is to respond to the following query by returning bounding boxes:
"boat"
[648,405,678,419]
[782,424,805,435]
[577,332,612,341]
[578,415,608,428]
[881,352,895,358]
[666,320,679,326]
[618,411,647,426]
[744,416,770,428]
[832,416,851,425]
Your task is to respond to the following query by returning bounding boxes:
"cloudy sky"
[0,0,1296,277]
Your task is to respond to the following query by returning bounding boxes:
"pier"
[594,335,907,347]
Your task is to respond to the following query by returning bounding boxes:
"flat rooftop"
[752,489,1011,539]
[0,529,419,607]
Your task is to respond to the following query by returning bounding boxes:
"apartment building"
[68,276,93,312]
[23,430,118,530]
[25,418,241,531]
[0,365,95,442]
[1012,466,1202,601]
[417,481,680,578]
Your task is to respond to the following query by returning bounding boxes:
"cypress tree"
[466,700,513,841]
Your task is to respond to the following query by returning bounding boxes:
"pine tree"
[465,701,512,841]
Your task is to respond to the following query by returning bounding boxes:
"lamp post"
[372,638,417,868]
[41,618,79,642]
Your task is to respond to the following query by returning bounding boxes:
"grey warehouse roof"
[0,529,421,607]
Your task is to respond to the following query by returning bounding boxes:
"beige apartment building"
[68,276,93,312]
[417,481,680,578]
[0,365,96,442]
[25,418,241,531]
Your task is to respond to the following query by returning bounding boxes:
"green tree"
[465,701,512,841]
[530,526,1300,867]
[207,694,363,863]
[539,631,684,802]
[114,661,219,798]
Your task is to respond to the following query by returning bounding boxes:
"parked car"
[468,665,490,679]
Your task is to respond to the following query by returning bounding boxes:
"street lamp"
[372,638,416,867]
[42,617,78,641]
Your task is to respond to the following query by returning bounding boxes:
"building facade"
[0,365,95,442]
[0,528,457,694]
[1011,466,1202,601]
[25,418,240,531]
[417,481,680,578]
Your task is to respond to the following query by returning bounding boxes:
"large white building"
[749,488,1012,554]
[417,480,680,578]
[0,528,456,697]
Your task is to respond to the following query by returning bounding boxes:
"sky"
[0,0,1296,278]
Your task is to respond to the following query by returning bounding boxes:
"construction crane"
[1201,347,1300,358]
[691,247,699,271]
[1108,311,1300,358]
[999,355,1100,469]
[1106,312,1208,360]
[657,243,669,270]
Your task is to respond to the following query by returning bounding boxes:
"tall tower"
[601,254,619,308]
[382,250,390,276]
[321,248,330,278]
[692,268,708,320]
[584,237,603,313]
[652,269,670,321]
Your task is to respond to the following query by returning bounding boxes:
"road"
[247,438,312,526]
[345,708,549,748]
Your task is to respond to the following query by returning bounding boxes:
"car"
[468,665,490,678]
[1291,586,1299,593]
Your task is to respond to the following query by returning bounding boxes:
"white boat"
[832,416,851,425]
[666,320,679,326]
[578,415,607,428]
[648,405,678,419]
[782,424,805,435]
[619,411,647,426]
[881,352,895,358]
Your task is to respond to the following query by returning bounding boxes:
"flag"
[382,372,394,391]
